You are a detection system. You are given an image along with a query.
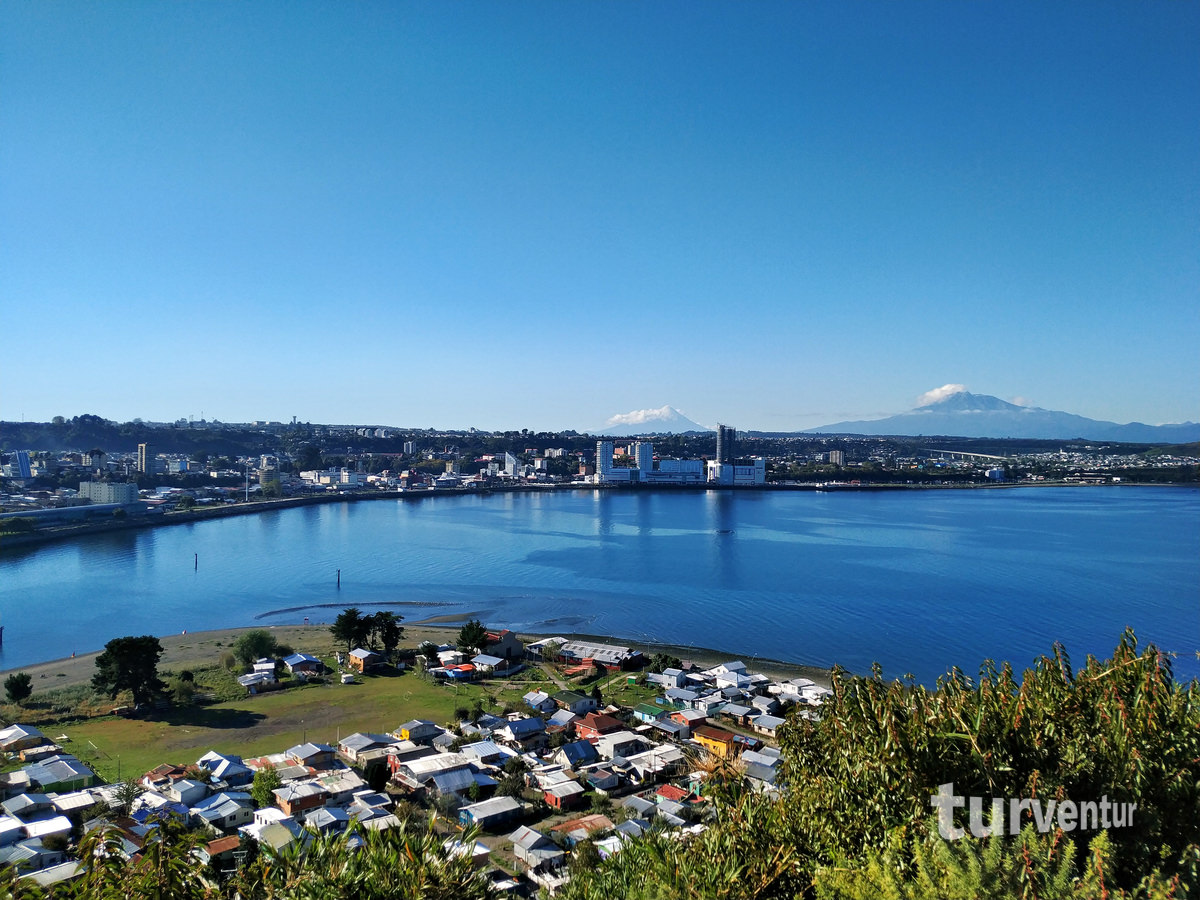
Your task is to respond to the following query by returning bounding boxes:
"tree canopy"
[370,610,404,655]
[250,763,282,810]
[231,629,282,668]
[558,630,1200,899]
[91,635,166,707]
[0,818,498,900]
[330,607,368,651]
[329,608,404,654]
[456,619,489,655]
[4,672,32,705]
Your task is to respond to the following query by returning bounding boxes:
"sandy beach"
[0,620,832,694]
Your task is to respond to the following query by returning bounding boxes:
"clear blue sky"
[3,2,1197,432]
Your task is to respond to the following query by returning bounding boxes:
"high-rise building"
[595,441,614,479]
[14,450,32,479]
[828,450,845,466]
[137,443,150,473]
[634,441,654,473]
[503,452,520,477]
[716,425,736,465]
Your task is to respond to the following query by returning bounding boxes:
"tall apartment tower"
[716,425,736,465]
[634,441,654,473]
[14,450,32,479]
[137,443,150,473]
[595,441,614,479]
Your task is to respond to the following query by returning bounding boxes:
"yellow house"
[692,724,741,760]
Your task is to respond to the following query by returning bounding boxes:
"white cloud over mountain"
[605,405,686,427]
[595,405,711,435]
[914,384,968,407]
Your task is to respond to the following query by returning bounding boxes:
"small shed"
[544,780,585,811]
[458,796,523,830]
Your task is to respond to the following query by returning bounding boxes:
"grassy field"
[0,619,816,785]
[26,665,559,783]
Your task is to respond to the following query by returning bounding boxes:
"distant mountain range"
[593,406,712,436]
[808,390,1200,443]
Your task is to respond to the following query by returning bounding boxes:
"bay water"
[1,486,1196,685]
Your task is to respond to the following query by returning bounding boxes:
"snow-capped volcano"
[592,406,711,436]
[809,386,1199,442]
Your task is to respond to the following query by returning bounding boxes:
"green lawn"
[599,672,661,708]
[40,664,565,783]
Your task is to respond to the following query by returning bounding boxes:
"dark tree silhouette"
[92,636,165,707]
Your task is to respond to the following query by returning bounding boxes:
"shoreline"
[0,622,834,694]
[3,479,1179,553]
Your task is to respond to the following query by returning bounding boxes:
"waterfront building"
[706,457,766,486]
[716,425,736,465]
[77,481,139,505]
[640,457,705,485]
[595,441,614,481]
[634,441,653,473]
[591,431,761,486]
[503,453,520,478]
[299,468,362,487]
[592,440,708,485]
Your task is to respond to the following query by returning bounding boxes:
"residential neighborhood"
[0,630,831,895]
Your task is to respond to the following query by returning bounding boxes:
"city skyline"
[2,3,1197,432]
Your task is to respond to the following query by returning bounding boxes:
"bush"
[232,630,281,668]
[4,672,33,705]
[169,677,196,706]
[41,833,69,852]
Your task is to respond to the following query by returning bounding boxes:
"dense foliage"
[91,636,165,708]
[328,608,404,655]
[4,673,32,705]
[0,819,495,900]
[231,631,290,669]
[3,632,1194,899]
[560,631,1199,899]
[457,619,489,655]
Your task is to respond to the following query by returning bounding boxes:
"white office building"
[592,440,725,486]
[503,453,520,478]
[706,458,766,486]
[78,481,139,504]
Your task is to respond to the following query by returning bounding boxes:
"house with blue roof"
[552,740,600,771]
[496,718,546,753]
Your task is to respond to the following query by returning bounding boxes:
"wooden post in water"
[337,569,341,588]
[194,553,198,571]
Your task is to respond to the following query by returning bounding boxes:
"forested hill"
[0,416,281,457]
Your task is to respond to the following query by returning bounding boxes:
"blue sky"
[3,2,1197,432]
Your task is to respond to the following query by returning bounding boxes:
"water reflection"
[0,488,1195,683]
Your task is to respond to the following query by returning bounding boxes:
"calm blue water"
[1,487,1197,685]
